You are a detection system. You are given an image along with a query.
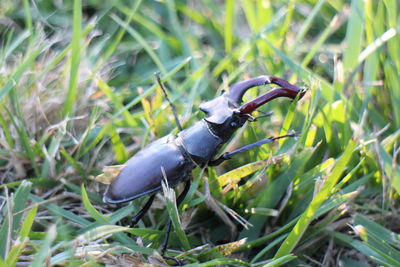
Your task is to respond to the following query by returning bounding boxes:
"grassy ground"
[0,0,399,266]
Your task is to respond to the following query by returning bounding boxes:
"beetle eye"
[230,121,237,127]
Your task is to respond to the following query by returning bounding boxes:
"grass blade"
[274,139,357,258]
[0,44,44,101]
[162,177,190,251]
[224,0,234,55]
[291,0,326,54]
[342,0,365,74]
[62,0,82,116]
[29,224,57,267]
[110,13,167,76]
[265,254,296,267]
[81,184,107,223]
[5,205,37,266]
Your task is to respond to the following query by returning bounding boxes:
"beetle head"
[200,93,246,141]
[200,76,306,140]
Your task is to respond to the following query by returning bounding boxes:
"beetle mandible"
[103,75,306,252]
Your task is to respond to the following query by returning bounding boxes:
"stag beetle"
[103,75,305,253]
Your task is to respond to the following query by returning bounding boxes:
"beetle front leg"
[208,133,297,166]
[130,194,156,227]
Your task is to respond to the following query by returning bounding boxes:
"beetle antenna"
[247,111,274,122]
[155,73,183,131]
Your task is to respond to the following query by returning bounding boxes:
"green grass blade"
[269,44,336,102]
[59,148,86,176]
[10,181,33,239]
[93,0,143,71]
[5,238,29,266]
[22,0,33,40]
[109,125,129,163]
[29,224,57,267]
[384,60,400,129]
[26,24,94,92]
[4,107,40,176]
[184,258,251,267]
[166,0,194,64]
[76,225,128,244]
[62,0,82,116]
[330,231,379,258]
[224,0,234,55]
[251,234,288,263]
[278,93,302,147]
[95,77,136,126]
[342,0,365,74]
[5,205,37,266]
[278,0,295,45]
[237,190,359,253]
[384,0,400,69]
[301,11,347,68]
[0,113,14,151]
[265,254,297,267]
[110,13,167,76]
[0,181,32,259]
[162,179,190,251]
[355,215,400,250]
[0,44,44,101]
[241,0,257,33]
[375,142,400,195]
[81,184,108,223]
[217,159,273,187]
[29,194,91,227]
[291,0,326,54]
[18,205,38,241]
[331,230,399,266]
[110,56,191,120]
[1,30,30,61]
[274,139,357,258]
[240,149,313,240]
[40,129,64,178]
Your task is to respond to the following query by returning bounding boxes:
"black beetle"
[103,75,306,253]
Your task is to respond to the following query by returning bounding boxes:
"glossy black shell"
[177,120,222,166]
[103,135,193,203]
[104,92,243,204]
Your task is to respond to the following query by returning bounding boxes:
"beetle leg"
[208,133,298,166]
[162,255,183,266]
[161,179,191,255]
[161,220,173,255]
[130,194,156,227]
[156,73,183,131]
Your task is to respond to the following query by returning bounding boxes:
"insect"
[103,75,306,253]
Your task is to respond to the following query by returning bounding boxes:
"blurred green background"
[0,0,399,266]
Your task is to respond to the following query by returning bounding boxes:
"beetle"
[103,75,306,253]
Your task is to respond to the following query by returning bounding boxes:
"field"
[0,0,399,266]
